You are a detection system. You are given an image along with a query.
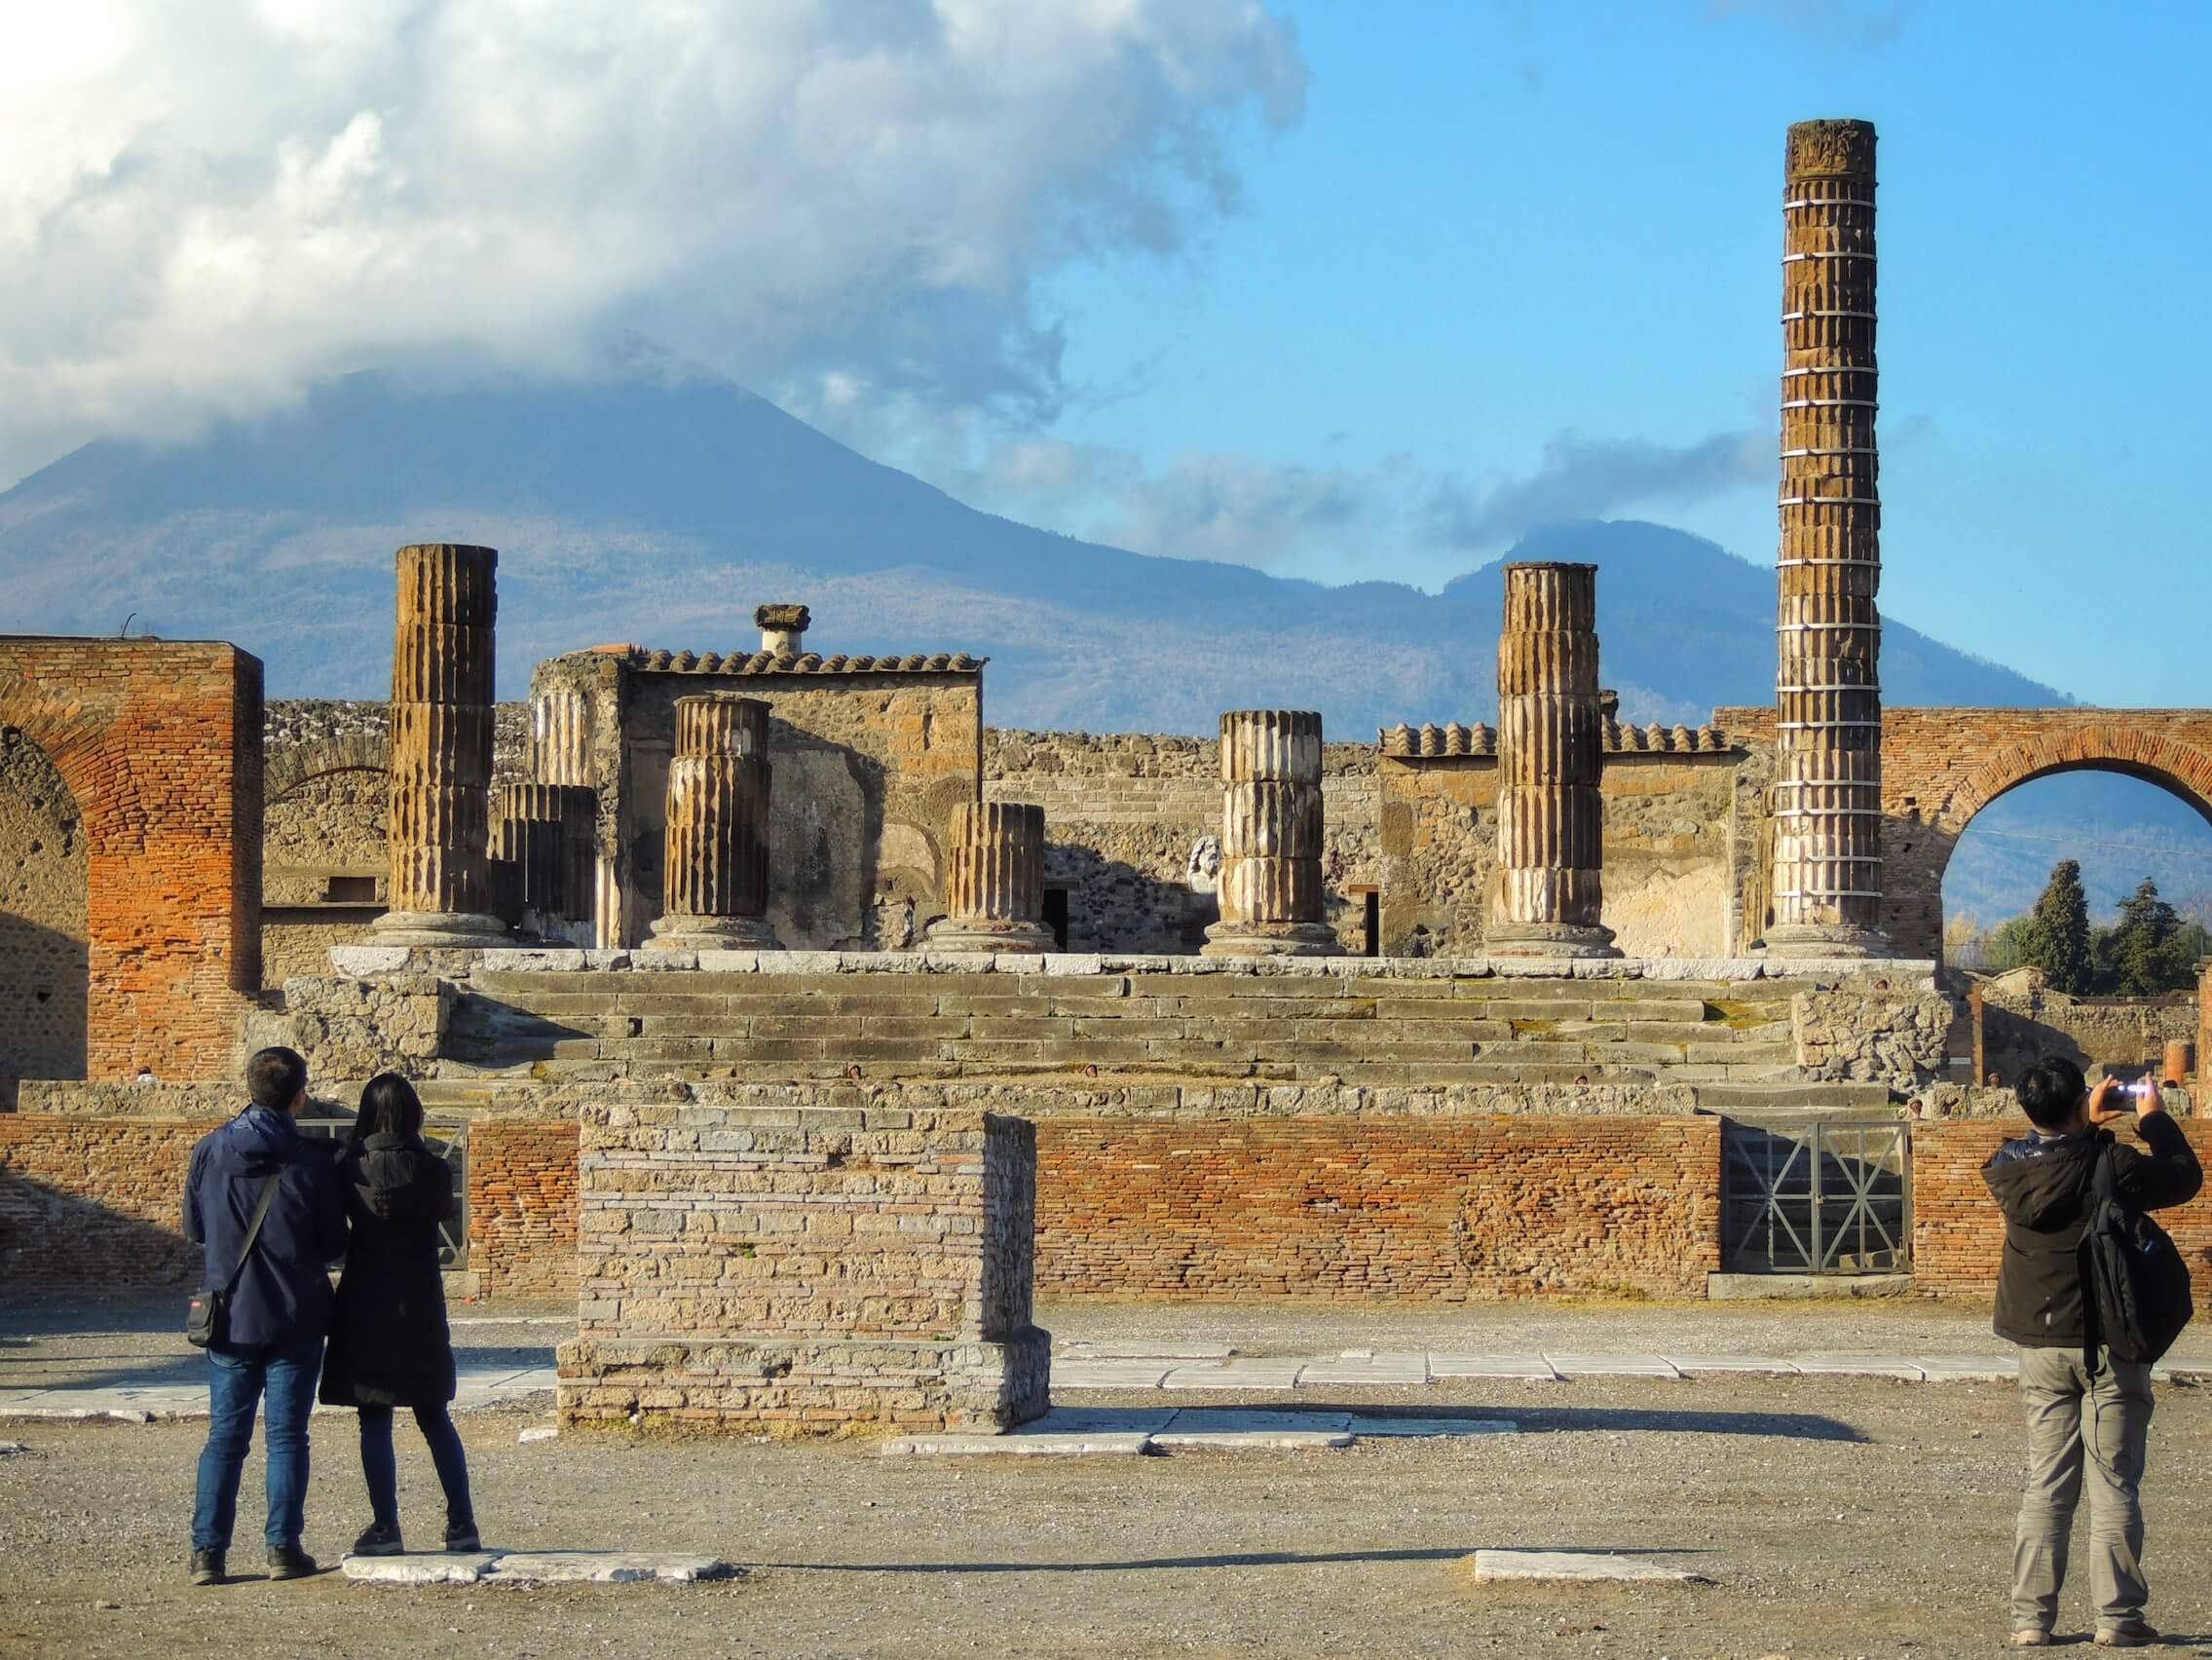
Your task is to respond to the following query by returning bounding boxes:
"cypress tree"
[2021,858,2092,994]
[2105,877,2190,996]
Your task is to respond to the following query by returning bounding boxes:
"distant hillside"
[0,370,2069,734]
[1942,771,2212,930]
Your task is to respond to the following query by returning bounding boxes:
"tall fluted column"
[646,696,780,950]
[1766,117,1891,957]
[493,782,598,926]
[1202,709,1340,958]
[531,689,592,785]
[1486,563,1618,959]
[372,543,509,947]
[929,801,1055,953]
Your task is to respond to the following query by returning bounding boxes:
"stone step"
[1693,1081,1895,1114]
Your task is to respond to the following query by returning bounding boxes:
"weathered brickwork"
[0,735,88,1093]
[1035,1114,1721,1301]
[556,1093,1049,1433]
[468,1116,580,1299]
[0,1113,222,1285]
[1912,1117,2212,1312]
[0,640,261,1079]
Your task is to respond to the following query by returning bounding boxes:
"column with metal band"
[1485,561,1619,959]
[372,543,511,948]
[1201,709,1341,957]
[929,801,1055,953]
[1766,117,1892,957]
[646,696,782,950]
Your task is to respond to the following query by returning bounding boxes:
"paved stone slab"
[1160,1410,1352,1435]
[343,1552,505,1585]
[1790,1351,1927,1381]
[486,1552,735,1584]
[1052,1361,1172,1390]
[1469,1549,1705,1583]
[1058,1342,1236,1361]
[1543,1353,1682,1379]
[1029,1407,1179,1435]
[1426,1353,1559,1380]
[1296,1353,1429,1386]
[1345,1416,1518,1439]
[517,1425,559,1444]
[1160,1361,1308,1390]
[1154,1427,1352,1451]
[1660,1355,1804,1375]
[1912,1355,2016,1383]
[881,1430,1154,1457]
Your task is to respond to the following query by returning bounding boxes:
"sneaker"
[2094,1625,2157,1648]
[189,1547,225,1586]
[2010,1631,2051,1648]
[351,1522,404,1558]
[443,1524,481,1553]
[265,1541,319,1580]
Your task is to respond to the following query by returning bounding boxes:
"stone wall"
[0,639,262,1080]
[1912,1116,2212,1311]
[1792,984,1954,1085]
[1036,1113,1721,1301]
[468,1116,580,1300]
[1969,971,2196,1086]
[0,735,88,1095]
[0,1113,221,1285]
[556,1091,1048,1433]
[244,972,452,1092]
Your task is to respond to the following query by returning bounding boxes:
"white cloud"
[0,0,1303,482]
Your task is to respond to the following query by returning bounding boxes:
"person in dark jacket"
[1983,1056,2201,1648]
[182,1045,349,1586]
[319,1073,479,1556]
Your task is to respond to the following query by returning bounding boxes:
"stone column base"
[645,914,783,952]
[369,910,513,949]
[1200,920,1342,958]
[1483,922,1622,960]
[1756,923,1895,960]
[925,918,1056,955]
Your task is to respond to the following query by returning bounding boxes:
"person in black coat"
[319,1074,480,1555]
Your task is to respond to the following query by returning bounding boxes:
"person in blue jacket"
[182,1045,349,1585]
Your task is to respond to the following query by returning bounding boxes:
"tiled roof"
[1379,719,1736,757]
[608,647,986,676]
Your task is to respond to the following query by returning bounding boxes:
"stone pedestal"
[1486,562,1618,959]
[1202,709,1339,958]
[647,697,780,951]
[1767,118,1890,959]
[373,544,509,948]
[930,801,1055,953]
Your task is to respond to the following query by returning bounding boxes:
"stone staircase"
[433,966,1869,1098]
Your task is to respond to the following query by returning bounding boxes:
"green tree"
[1982,914,2037,972]
[2020,859,2093,993]
[2101,877,2194,996]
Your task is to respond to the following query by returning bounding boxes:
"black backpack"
[2083,1141,2194,1369]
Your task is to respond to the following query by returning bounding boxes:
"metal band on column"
[372,543,509,948]
[929,801,1055,953]
[646,696,780,950]
[1201,709,1340,958]
[1486,562,1618,959]
[1766,118,1892,957]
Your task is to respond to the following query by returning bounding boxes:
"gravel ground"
[7,1367,2212,1658]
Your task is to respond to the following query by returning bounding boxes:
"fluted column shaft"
[1202,710,1339,957]
[1487,563,1617,958]
[931,801,1055,953]
[494,782,597,924]
[648,697,780,949]
[531,690,593,786]
[1771,118,1888,956]
[372,544,509,948]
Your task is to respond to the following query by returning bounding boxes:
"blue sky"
[1003,0,2210,708]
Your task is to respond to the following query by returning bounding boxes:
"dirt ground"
[6,1344,2212,1659]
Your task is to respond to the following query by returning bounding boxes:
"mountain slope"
[1,370,2068,735]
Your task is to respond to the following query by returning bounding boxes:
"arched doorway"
[0,731,89,1097]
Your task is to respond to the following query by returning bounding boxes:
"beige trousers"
[2011,1346,2154,1633]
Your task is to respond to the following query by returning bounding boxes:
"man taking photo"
[182,1045,349,1585]
[1984,1057,2201,1648]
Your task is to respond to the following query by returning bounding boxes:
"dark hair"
[2017,1056,2089,1132]
[246,1046,308,1111]
[350,1073,425,1153]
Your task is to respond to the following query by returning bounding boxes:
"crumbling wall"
[1970,970,2195,1086]
[1792,981,1955,1086]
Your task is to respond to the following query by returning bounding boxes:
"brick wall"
[0,1113,221,1285]
[0,639,262,1078]
[467,1117,580,1299]
[0,735,88,1088]
[1036,1113,1721,1301]
[1912,1118,2212,1310]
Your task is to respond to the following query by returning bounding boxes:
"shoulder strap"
[2093,1136,2120,1207]
[223,1172,283,1292]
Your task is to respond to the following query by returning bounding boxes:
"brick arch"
[1939,724,2212,838]
[266,732,388,802]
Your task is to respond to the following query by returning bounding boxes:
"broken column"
[929,801,1054,954]
[1485,562,1618,959]
[1766,117,1891,957]
[646,696,780,951]
[1202,709,1339,958]
[372,543,509,948]
[491,783,597,934]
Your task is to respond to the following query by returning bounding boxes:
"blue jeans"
[191,1339,323,1551]
[357,1405,475,1533]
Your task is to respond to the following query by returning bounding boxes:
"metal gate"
[1721,1117,1909,1273]
[299,1119,468,1266]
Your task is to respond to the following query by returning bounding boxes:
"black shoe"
[265,1542,319,1580]
[189,1548,225,1586]
[443,1524,481,1553]
[352,1522,404,1558]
